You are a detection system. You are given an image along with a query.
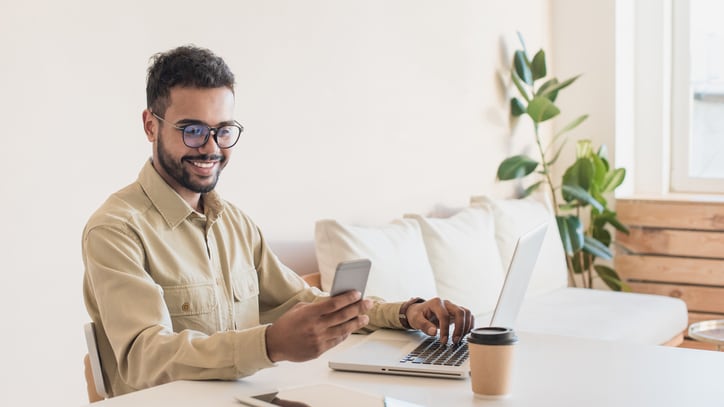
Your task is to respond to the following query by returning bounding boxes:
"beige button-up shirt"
[83,160,405,397]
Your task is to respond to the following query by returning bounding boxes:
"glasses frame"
[151,112,243,149]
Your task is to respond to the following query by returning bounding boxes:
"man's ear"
[142,109,156,142]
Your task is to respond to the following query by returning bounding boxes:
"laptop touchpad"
[355,339,409,361]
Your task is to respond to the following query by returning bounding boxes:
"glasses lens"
[216,126,242,148]
[183,124,209,147]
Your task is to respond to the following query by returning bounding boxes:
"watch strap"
[398,297,425,329]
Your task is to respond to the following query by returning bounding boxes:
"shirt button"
[181,302,191,312]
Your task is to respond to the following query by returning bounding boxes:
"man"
[82,45,474,397]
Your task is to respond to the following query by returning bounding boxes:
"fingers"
[266,297,372,363]
[316,290,364,313]
[433,300,452,344]
[407,298,447,340]
[409,298,475,345]
[322,298,373,327]
[449,305,471,344]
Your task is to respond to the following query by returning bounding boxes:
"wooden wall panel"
[616,198,724,352]
[617,228,724,258]
[616,255,724,286]
[627,282,724,314]
[617,199,724,230]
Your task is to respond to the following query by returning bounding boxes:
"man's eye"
[218,127,233,136]
[184,125,206,137]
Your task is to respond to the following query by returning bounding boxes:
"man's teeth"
[191,161,215,168]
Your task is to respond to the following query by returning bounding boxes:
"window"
[670,0,724,192]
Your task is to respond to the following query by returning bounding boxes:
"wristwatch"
[398,297,425,329]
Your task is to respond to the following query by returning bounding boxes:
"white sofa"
[311,195,688,346]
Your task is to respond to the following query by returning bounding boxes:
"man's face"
[148,87,236,198]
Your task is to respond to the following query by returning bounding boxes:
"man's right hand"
[265,290,373,362]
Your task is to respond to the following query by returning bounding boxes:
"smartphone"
[235,383,386,406]
[329,259,371,297]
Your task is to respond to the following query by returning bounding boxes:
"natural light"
[689,0,724,179]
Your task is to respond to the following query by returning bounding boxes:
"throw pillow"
[470,195,568,296]
[314,218,438,302]
[405,207,505,316]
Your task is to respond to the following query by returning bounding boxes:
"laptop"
[328,222,548,379]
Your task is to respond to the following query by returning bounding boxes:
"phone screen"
[251,393,310,407]
[238,384,387,407]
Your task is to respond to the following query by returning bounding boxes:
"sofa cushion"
[404,207,505,315]
[314,219,438,302]
[471,195,568,297]
[476,287,688,345]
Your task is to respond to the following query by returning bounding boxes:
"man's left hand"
[405,298,474,345]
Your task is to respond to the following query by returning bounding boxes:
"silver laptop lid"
[489,222,547,328]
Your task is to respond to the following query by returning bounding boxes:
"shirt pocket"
[163,282,220,334]
[231,269,260,329]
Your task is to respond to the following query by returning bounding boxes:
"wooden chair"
[302,272,322,289]
[81,273,320,402]
[83,322,109,402]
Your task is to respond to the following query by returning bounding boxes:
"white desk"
[87,331,724,406]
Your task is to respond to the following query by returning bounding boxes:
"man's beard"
[156,130,225,194]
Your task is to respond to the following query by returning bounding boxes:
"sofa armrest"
[302,272,322,289]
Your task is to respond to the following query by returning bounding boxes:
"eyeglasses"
[152,112,243,149]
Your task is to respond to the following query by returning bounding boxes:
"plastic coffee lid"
[467,327,518,345]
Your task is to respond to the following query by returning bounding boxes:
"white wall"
[0,1,553,404]
[550,0,617,192]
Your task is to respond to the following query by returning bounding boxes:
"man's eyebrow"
[175,118,237,126]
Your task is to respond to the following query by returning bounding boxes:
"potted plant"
[496,34,630,291]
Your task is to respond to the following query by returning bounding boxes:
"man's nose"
[197,131,221,154]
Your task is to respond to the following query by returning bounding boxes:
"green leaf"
[511,71,531,103]
[539,74,581,99]
[590,189,607,211]
[537,78,560,102]
[576,139,593,159]
[563,158,594,191]
[514,50,532,85]
[570,254,583,274]
[527,96,560,123]
[593,228,612,247]
[597,144,609,161]
[511,98,526,117]
[601,168,626,193]
[609,217,630,234]
[546,140,567,166]
[497,155,539,180]
[555,115,589,139]
[531,50,547,80]
[521,180,544,198]
[594,264,617,280]
[594,265,631,292]
[593,210,630,234]
[591,153,607,187]
[561,185,604,212]
[556,215,584,255]
[583,235,612,260]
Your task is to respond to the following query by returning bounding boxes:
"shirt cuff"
[232,324,277,376]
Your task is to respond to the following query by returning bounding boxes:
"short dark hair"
[146,45,235,115]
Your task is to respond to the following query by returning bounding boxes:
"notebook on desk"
[328,222,547,379]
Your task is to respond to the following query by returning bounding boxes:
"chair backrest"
[83,322,108,401]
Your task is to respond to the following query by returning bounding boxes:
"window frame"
[669,0,724,193]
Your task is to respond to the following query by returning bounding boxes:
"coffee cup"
[467,326,518,398]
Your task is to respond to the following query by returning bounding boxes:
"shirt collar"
[138,159,225,228]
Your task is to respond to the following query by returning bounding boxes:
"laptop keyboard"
[399,336,469,366]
